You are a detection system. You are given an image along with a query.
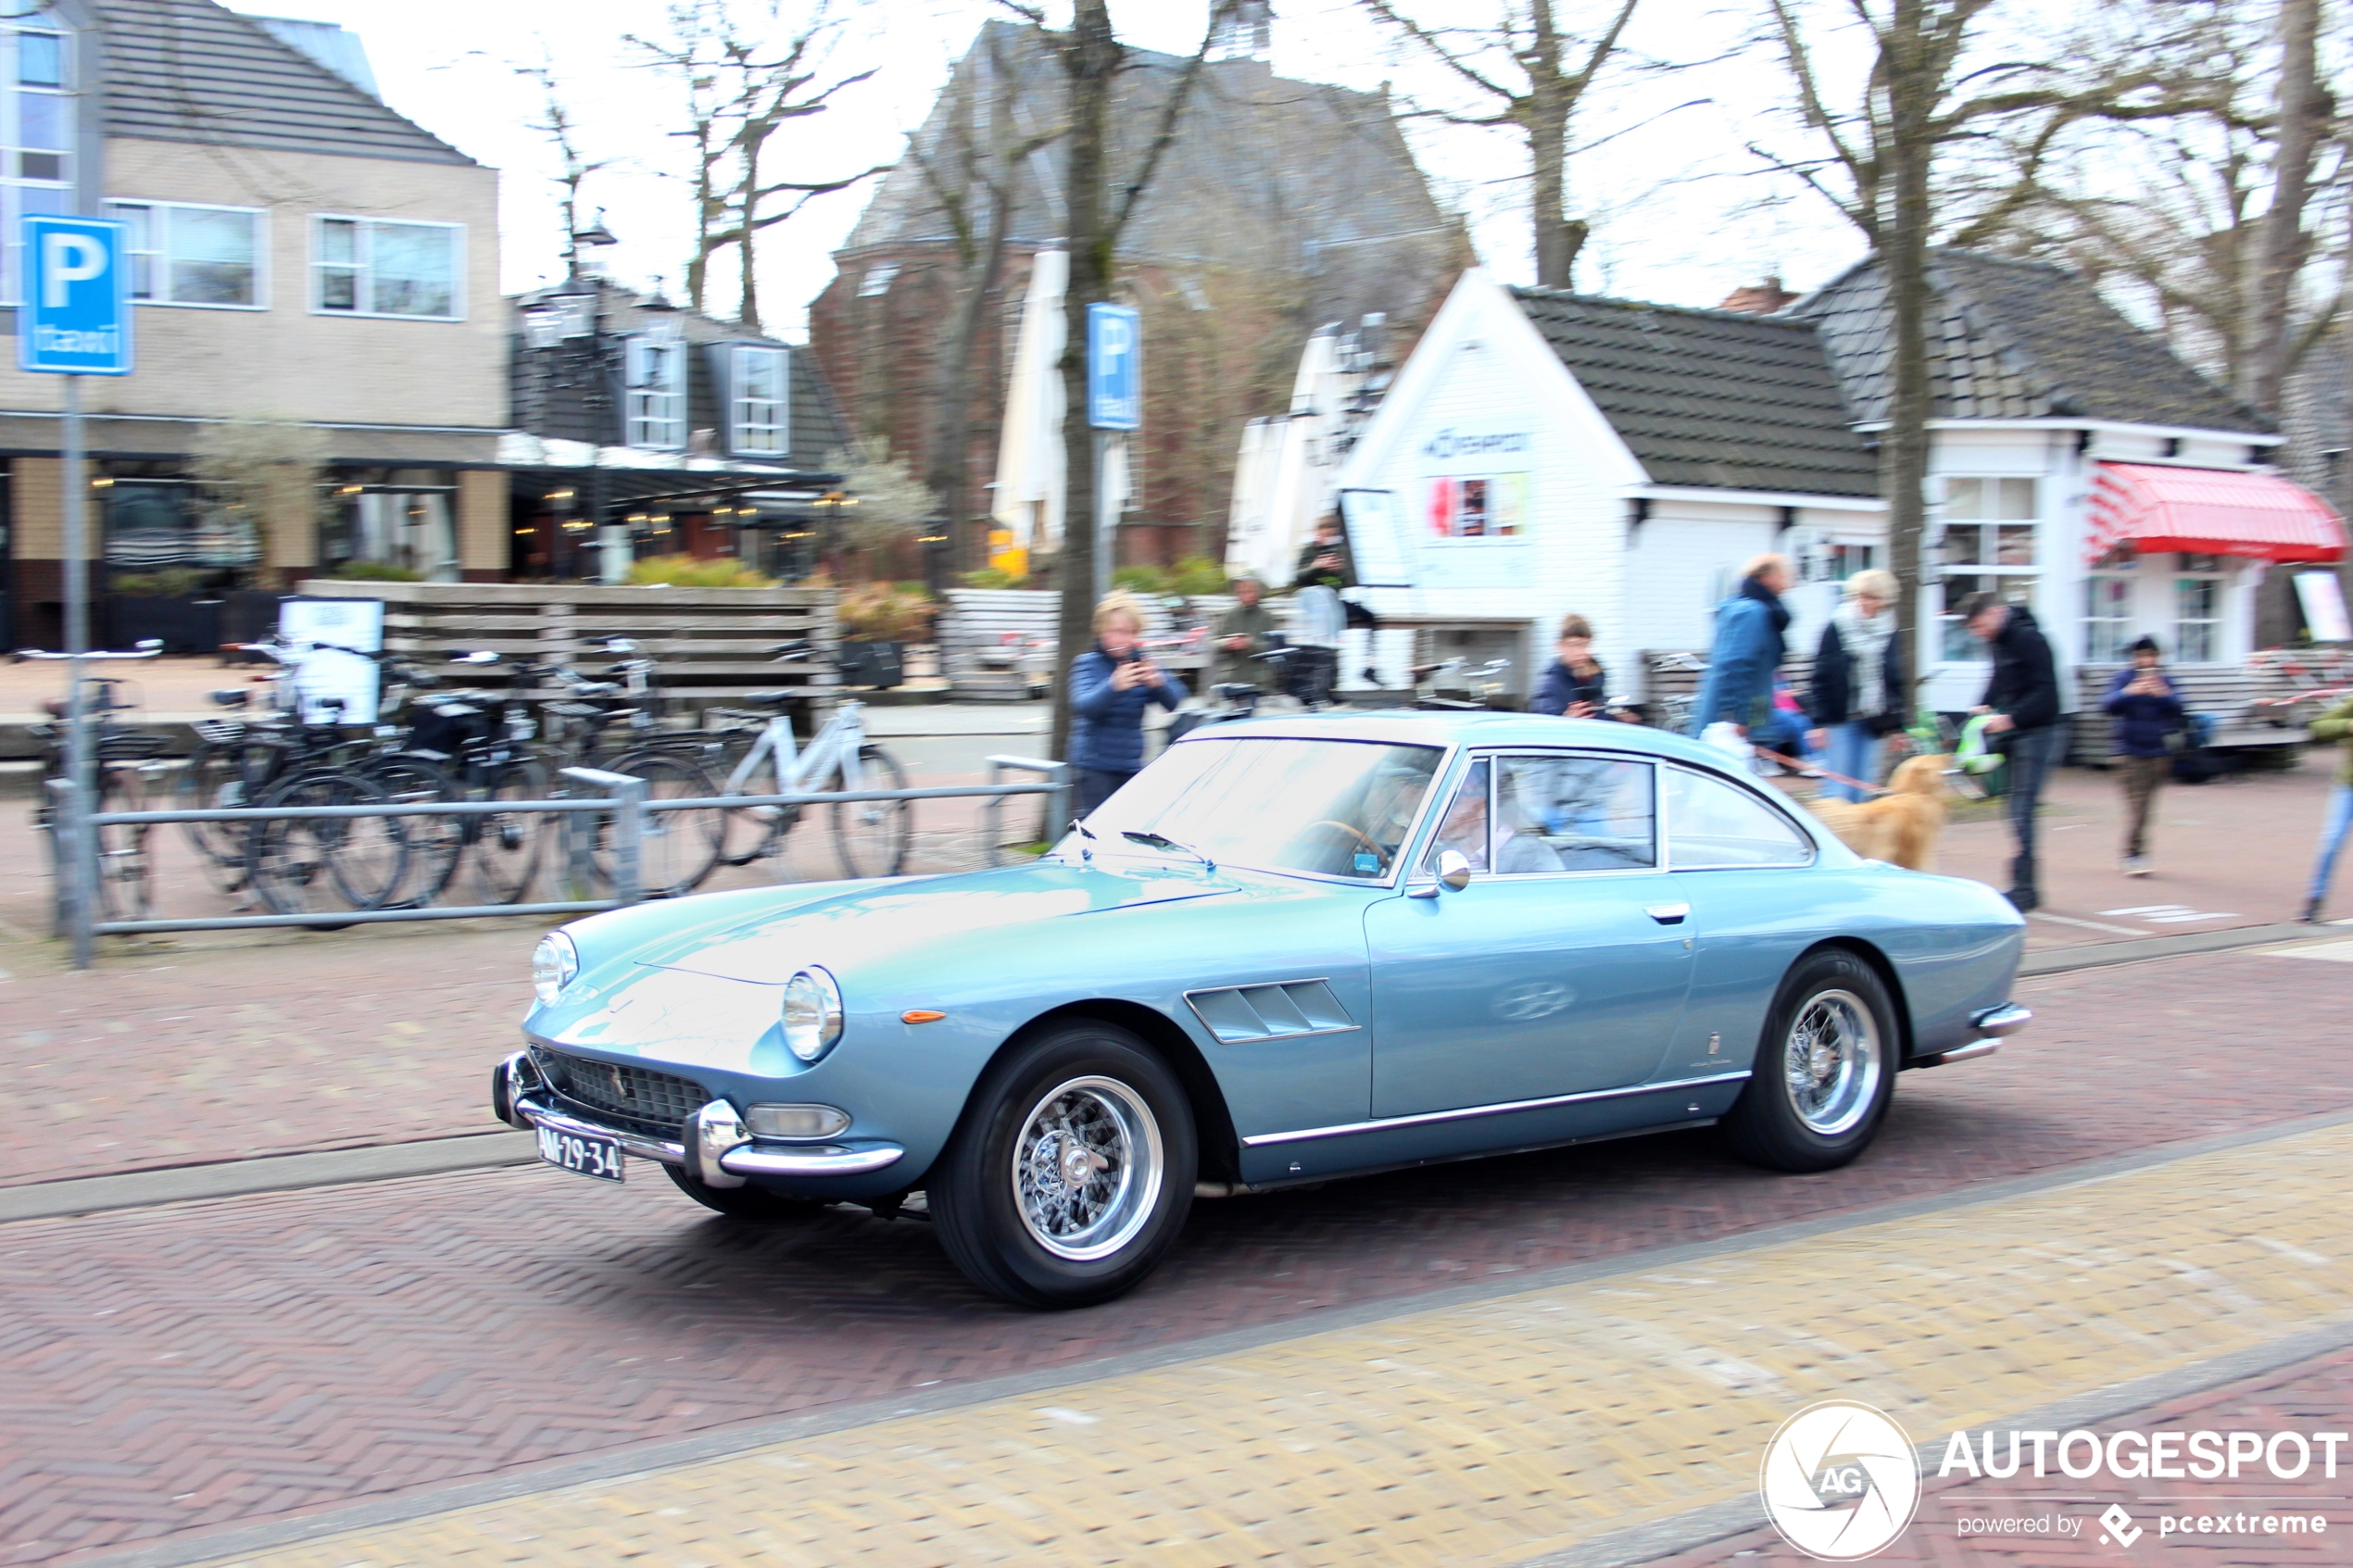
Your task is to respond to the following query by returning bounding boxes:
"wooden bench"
[297,580,838,715]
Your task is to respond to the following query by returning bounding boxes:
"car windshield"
[1072,737,1444,881]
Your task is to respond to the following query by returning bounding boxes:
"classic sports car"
[494,712,2031,1309]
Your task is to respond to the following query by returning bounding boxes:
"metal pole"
[1091,430,1112,606]
[61,372,94,969]
[610,773,644,905]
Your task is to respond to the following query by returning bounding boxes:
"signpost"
[1086,303,1140,601]
[22,214,134,968]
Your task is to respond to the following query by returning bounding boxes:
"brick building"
[808,19,1470,571]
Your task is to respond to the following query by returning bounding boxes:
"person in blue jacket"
[2100,634,2183,877]
[1069,591,1188,818]
[1689,554,1793,738]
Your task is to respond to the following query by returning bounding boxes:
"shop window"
[730,345,788,456]
[1937,476,2041,660]
[1829,544,1878,581]
[107,201,263,307]
[102,480,258,586]
[2174,558,2223,662]
[625,332,688,449]
[313,217,462,320]
[320,483,459,582]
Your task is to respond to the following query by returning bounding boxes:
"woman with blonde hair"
[1805,569,1906,802]
[1068,591,1188,817]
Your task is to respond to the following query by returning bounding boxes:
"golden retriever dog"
[1806,753,1949,871]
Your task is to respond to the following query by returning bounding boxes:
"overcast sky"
[233,0,1878,338]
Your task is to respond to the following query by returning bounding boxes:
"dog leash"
[1750,747,1886,797]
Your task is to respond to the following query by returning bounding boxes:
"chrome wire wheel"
[1009,1075,1164,1261]
[1783,987,1881,1136]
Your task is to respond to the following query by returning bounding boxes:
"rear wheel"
[602,749,724,897]
[359,751,462,907]
[929,1022,1196,1309]
[246,769,408,919]
[661,1162,827,1222]
[1723,947,1897,1173]
[472,757,547,905]
[830,743,910,879]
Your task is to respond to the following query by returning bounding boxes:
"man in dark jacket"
[1961,593,2063,910]
[1069,593,1188,818]
[1531,615,1614,719]
[2101,634,2183,876]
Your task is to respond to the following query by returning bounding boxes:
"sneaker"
[2302,897,2325,924]
[2121,856,2150,877]
[2004,888,2040,913]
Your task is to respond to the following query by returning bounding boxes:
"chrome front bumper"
[493,1051,904,1185]
[1913,1003,2033,1069]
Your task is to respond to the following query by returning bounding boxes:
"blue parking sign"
[1087,302,1139,430]
[20,215,133,375]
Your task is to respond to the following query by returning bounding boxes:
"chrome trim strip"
[720,1142,907,1177]
[1970,1003,2032,1037]
[513,1092,686,1164]
[1914,1040,2000,1069]
[1239,1070,1754,1148]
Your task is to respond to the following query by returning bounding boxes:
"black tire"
[830,743,910,879]
[929,1022,1196,1310]
[661,1162,828,1222]
[472,756,548,905]
[1723,947,1898,1173]
[359,751,463,907]
[178,736,283,894]
[601,750,725,897]
[246,768,408,919]
[92,768,153,922]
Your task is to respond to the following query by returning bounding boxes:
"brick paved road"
[0,949,2344,1567]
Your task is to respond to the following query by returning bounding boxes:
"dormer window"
[730,345,788,456]
[624,330,687,449]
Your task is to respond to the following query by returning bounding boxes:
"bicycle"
[698,639,910,880]
[19,642,167,922]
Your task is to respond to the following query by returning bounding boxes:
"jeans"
[1822,721,1884,804]
[1074,767,1134,821]
[2003,723,2066,897]
[2309,782,2353,905]
[2118,755,2168,859]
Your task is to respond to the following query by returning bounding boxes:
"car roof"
[1173,709,1742,771]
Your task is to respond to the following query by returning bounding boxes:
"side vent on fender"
[1185,980,1356,1043]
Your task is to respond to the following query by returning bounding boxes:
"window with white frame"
[106,201,264,307]
[2082,545,2135,664]
[2173,553,2225,662]
[313,217,461,320]
[0,19,73,305]
[625,332,687,449]
[730,345,788,455]
[1937,476,2039,660]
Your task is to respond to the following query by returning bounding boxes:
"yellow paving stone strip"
[218,1126,2353,1568]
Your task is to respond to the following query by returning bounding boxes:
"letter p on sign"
[43,232,106,307]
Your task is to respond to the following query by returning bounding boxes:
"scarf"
[1835,598,1895,718]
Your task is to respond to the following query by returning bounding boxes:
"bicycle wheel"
[246,769,409,918]
[602,750,724,898]
[177,738,276,895]
[830,743,910,879]
[93,768,154,923]
[360,751,463,907]
[472,756,548,905]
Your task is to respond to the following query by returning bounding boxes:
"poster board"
[276,596,384,723]
[2294,571,2351,643]
[1337,488,1413,587]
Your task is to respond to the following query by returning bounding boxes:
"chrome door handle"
[1644,902,1690,925]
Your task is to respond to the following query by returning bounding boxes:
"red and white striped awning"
[2085,461,2347,566]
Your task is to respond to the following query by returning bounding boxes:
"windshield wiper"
[1120,830,1216,872]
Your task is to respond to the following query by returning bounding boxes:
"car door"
[1364,749,1695,1118]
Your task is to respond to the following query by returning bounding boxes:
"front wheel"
[929,1022,1196,1309]
[601,750,724,897]
[1722,947,1897,1173]
[830,743,910,879]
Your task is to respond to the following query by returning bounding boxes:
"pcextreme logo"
[1758,1400,1923,1561]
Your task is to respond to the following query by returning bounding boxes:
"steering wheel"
[1306,819,1390,872]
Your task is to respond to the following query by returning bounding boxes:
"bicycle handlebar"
[14,640,165,662]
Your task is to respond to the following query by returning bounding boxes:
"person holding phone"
[2101,634,2183,877]
[1069,591,1188,818]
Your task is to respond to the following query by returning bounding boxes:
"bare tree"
[2242,0,2334,415]
[632,0,889,327]
[905,26,1062,570]
[1358,0,1655,289]
[514,55,616,270]
[996,0,1239,767]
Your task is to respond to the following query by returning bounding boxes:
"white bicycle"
[702,639,911,878]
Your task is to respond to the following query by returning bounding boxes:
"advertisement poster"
[2294,571,2351,642]
[1426,472,1529,537]
[277,596,385,724]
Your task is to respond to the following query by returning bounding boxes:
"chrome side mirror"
[1436,849,1473,892]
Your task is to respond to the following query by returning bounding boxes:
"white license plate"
[536,1123,624,1183]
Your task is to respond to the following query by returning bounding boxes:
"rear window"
[1664,766,1813,868]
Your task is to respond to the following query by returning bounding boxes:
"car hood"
[638,857,1246,984]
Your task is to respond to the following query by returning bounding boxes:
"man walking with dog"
[1960,592,2063,912]
[1690,555,1792,739]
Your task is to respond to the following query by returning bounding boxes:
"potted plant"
[836,582,934,689]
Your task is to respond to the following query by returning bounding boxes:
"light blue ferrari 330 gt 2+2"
[493,712,2030,1308]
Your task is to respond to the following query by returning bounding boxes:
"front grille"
[531,1046,709,1143]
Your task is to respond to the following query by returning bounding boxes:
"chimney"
[1718,275,1798,315]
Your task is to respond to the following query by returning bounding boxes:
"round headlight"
[782,968,844,1063]
[532,931,579,1006]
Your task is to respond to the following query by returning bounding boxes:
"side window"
[1666,767,1813,868]
[1496,755,1655,872]
[1419,759,1490,873]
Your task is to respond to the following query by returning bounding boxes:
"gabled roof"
[97,0,472,166]
[1509,287,1881,498]
[1789,249,2271,435]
